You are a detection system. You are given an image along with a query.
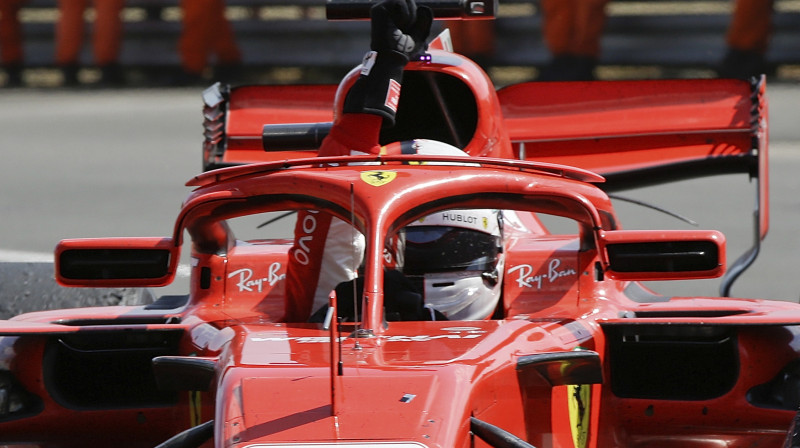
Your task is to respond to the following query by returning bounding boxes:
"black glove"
[370,0,432,60]
[342,0,433,124]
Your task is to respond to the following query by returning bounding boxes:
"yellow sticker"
[361,170,397,186]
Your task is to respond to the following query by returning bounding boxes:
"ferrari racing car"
[0,1,796,447]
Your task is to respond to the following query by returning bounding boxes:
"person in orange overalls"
[55,0,125,86]
[441,0,611,79]
[443,20,495,66]
[178,0,242,84]
[0,0,27,87]
[538,0,610,81]
[536,0,774,81]
[720,0,775,78]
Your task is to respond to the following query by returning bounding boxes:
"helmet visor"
[402,226,500,275]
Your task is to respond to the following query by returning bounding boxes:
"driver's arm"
[319,0,433,157]
[284,0,432,322]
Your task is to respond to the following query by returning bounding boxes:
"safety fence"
[8,0,800,85]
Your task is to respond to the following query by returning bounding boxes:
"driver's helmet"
[399,208,504,320]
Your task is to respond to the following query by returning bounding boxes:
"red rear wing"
[498,77,768,296]
[203,83,337,168]
[498,78,766,195]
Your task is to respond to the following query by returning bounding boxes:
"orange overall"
[443,20,495,61]
[0,0,26,66]
[178,0,241,75]
[55,0,124,67]
[540,0,610,59]
[727,0,775,54]
[541,0,772,59]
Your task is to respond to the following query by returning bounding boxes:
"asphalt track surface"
[0,80,799,313]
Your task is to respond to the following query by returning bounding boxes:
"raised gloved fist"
[342,0,433,123]
[370,0,433,61]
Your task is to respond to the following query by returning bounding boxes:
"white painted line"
[176,264,192,278]
[0,249,53,263]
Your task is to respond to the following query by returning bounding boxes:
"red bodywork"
[0,29,793,448]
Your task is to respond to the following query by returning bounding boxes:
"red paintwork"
[221,85,337,163]
[0,30,792,448]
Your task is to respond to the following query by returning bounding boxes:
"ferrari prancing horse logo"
[568,346,591,448]
[568,383,590,448]
[361,170,397,186]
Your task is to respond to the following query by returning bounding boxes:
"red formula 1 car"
[0,2,796,448]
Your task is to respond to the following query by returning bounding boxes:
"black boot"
[214,62,243,85]
[60,64,80,87]
[98,63,125,87]
[718,49,770,80]
[3,64,23,87]
[167,70,206,87]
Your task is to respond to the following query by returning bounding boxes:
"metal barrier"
[8,0,800,84]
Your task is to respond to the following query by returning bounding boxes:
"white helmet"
[400,208,504,320]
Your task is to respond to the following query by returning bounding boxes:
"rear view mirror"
[55,238,178,287]
[599,230,725,281]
